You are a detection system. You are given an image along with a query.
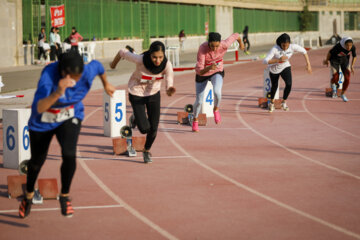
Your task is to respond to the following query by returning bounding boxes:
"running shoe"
[19,197,32,218]
[143,151,152,163]
[129,114,136,129]
[268,103,275,113]
[281,102,290,111]
[214,110,221,124]
[59,196,74,218]
[341,94,348,102]
[192,121,199,132]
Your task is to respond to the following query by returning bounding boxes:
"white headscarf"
[340,36,353,50]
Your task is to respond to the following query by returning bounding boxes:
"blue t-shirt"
[28,60,105,132]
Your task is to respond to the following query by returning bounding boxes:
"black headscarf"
[142,41,167,74]
[58,50,84,75]
[276,33,291,47]
[208,32,221,43]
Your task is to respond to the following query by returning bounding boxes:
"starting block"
[112,126,146,156]
[38,178,59,199]
[132,136,146,151]
[176,113,206,126]
[120,125,137,157]
[112,136,146,155]
[201,81,214,117]
[2,109,31,170]
[177,104,206,126]
[325,88,342,97]
[103,90,126,137]
[258,68,280,108]
[112,138,127,155]
[7,175,26,198]
[258,98,282,109]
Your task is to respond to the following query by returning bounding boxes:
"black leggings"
[269,67,292,100]
[26,118,81,194]
[50,46,57,61]
[38,47,46,60]
[129,91,160,151]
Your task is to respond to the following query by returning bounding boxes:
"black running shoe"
[143,151,152,163]
[129,114,136,129]
[125,45,134,53]
[19,197,32,218]
[59,196,74,218]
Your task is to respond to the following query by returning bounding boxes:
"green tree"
[299,5,312,32]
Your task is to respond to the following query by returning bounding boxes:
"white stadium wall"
[0,0,23,67]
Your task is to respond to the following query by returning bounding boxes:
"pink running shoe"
[214,110,221,124]
[192,121,199,132]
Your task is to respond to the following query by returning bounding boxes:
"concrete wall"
[215,5,234,39]
[319,11,342,40]
[150,36,207,51]
[0,0,23,67]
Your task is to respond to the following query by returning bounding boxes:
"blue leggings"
[193,73,223,118]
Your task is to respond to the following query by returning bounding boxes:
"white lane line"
[161,85,360,239]
[302,87,360,140]
[160,127,250,130]
[236,109,307,113]
[79,155,191,161]
[304,97,360,101]
[79,107,179,240]
[237,89,360,180]
[0,204,123,214]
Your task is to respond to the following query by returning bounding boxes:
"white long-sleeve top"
[263,43,307,74]
[118,49,174,97]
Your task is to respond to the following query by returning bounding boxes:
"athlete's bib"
[41,106,74,123]
[140,75,163,84]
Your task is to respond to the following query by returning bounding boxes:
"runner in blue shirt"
[19,51,115,219]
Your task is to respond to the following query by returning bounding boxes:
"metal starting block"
[258,98,282,109]
[112,126,145,156]
[177,104,206,126]
[325,88,341,97]
[7,175,26,198]
[120,125,137,157]
[112,136,146,155]
[38,178,59,200]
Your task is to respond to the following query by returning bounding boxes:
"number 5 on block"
[103,90,126,137]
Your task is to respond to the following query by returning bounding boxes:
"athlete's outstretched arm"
[351,56,357,74]
[110,52,121,69]
[99,73,115,97]
[236,36,245,51]
[323,52,331,67]
[303,53,312,73]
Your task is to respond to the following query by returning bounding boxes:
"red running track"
[0,44,360,240]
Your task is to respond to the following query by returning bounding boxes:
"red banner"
[50,5,65,27]
[205,22,209,35]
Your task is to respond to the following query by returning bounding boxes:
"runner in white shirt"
[263,33,312,112]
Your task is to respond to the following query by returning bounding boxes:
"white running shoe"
[268,103,275,113]
[281,102,289,111]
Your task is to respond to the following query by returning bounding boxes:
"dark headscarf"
[58,50,84,75]
[142,41,167,74]
[71,27,77,35]
[276,33,291,47]
[208,32,221,43]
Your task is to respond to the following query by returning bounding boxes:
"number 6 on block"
[103,90,126,137]
[2,109,31,169]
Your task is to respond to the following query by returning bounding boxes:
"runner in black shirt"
[323,37,357,101]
